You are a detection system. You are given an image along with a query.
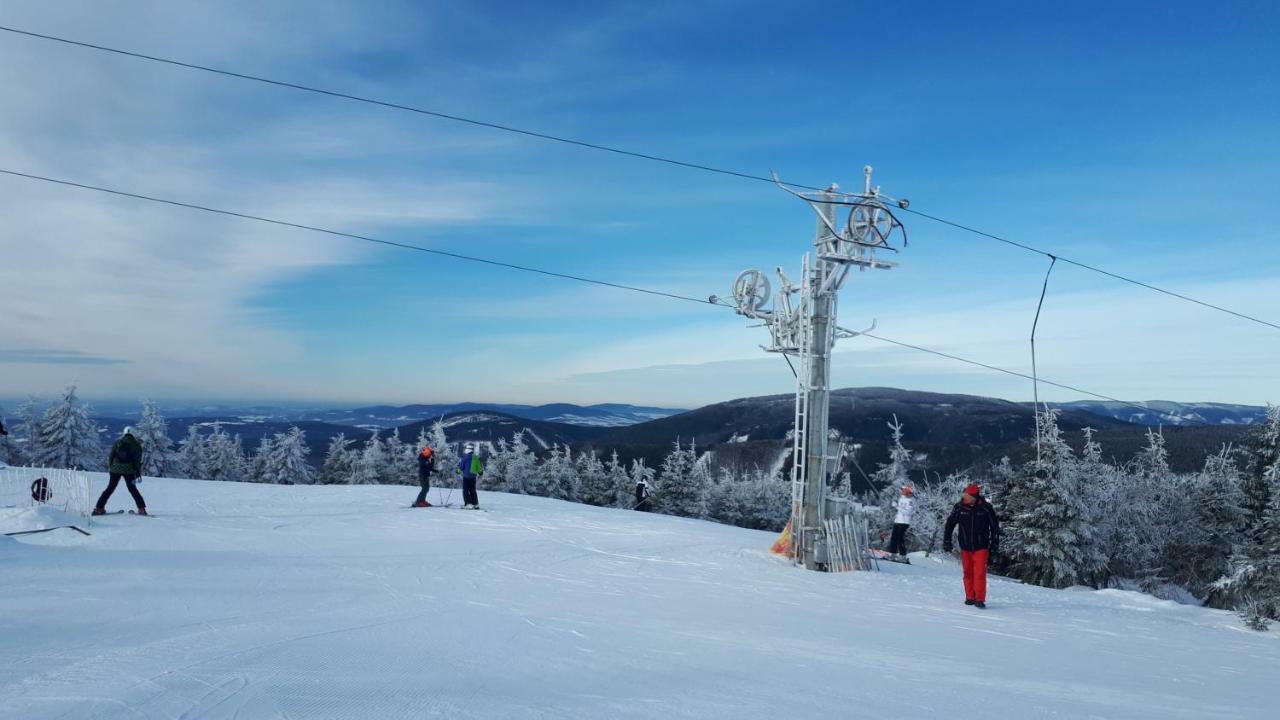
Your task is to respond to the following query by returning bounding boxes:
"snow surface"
[2,476,1276,719]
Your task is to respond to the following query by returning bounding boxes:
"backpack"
[113,440,136,466]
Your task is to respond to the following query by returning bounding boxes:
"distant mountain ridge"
[312,402,683,428]
[1044,400,1268,427]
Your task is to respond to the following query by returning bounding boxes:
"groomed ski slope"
[2,477,1275,719]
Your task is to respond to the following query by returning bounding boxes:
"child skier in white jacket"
[887,485,914,558]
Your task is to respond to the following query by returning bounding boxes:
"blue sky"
[0,0,1277,408]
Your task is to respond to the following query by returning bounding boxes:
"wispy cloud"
[0,349,128,365]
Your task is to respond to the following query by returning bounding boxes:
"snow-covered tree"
[1097,429,1173,582]
[576,449,614,507]
[247,436,273,482]
[14,398,41,465]
[380,430,415,485]
[204,424,247,483]
[176,425,209,479]
[1215,459,1280,630]
[533,445,577,500]
[997,410,1104,589]
[1176,446,1245,598]
[870,417,915,533]
[34,385,102,470]
[135,401,174,477]
[425,421,460,488]
[478,437,508,491]
[352,431,384,485]
[1241,405,1280,537]
[320,433,358,485]
[911,471,972,554]
[708,466,790,531]
[655,440,708,518]
[495,432,537,494]
[606,452,632,508]
[264,427,312,485]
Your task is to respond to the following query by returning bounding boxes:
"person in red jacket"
[942,483,1000,608]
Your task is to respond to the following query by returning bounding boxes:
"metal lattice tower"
[722,167,908,570]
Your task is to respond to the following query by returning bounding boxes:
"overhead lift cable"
[2,24,1276,332]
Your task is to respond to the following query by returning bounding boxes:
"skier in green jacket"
[93,427,147,515]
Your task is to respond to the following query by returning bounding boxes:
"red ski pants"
[961,549,989,602]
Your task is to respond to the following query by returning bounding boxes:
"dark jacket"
[0,420,8,436]
[108,434,144,476]
[943,498,1000,552]
[418,452,436,480]
[635,482,649,504]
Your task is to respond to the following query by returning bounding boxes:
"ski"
[405,504,454,509]
[868,549,911,564]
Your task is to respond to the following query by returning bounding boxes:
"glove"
[942,543,953,553]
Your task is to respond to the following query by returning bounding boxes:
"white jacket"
[894,496,915,524]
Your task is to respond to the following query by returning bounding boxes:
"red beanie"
[965,483,981,496]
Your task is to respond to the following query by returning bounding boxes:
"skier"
[458,444,483,509]
[942,483,1000,608]
[413,446,436,507]
[634,477,651,511]
[93,427,147,516]
[886,484,914,559]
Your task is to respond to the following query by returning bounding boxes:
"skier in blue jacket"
[458,444,484,509]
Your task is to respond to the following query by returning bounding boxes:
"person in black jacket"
[942,483,1000,608]
[413,446,436,507]
[634,478,651,511]
[93,427,147,515]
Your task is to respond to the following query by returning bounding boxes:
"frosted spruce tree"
[500,432,538,494]
[911,471,971,554]
[655,440,708,518]
[1241,405,1280,538]
[352,431,384,485]
[135,401,174,477]
[204,424,247,482]
[176,425,209,480]
[606,452,632,508]
[381,429,414,485]
[546,445,580,500]
[1182,446,1245,599]
[264,427,312,485]
[1100,430,1169,581]
[248,436,274,482]
[426,421,460,488]
[479,437,508,491]
[1214,459,1280,630]
[34,385,102,470]
[998,410,1103,589]
[576,449,614,506]
[870,417,914,533]
[320,433,357,485]
[14,398,41,465]
[1075,428,1119,576]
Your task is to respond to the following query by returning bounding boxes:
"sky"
[0,0,1277,410]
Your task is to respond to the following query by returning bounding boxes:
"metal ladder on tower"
[788,288,814,565]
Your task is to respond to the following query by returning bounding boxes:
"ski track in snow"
[1,477,1276,719]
